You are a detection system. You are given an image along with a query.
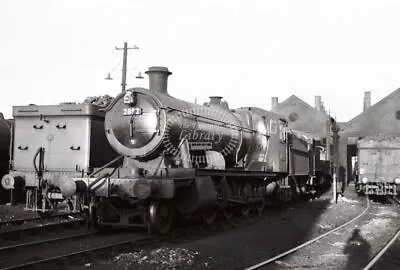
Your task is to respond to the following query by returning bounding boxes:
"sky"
[1,0,400,121]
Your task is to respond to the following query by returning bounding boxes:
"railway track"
[387,196,400,207]
[0,221,92,269]
[362,196,400,270]
[0,190,331,269]
[245,195,400,270]
[0,213,81,229]
[362,228,400,270]
[245,196,371,270]
[0,196,301,269]
[0,215,85,240]
[0,233,156,270]
[0,215,254,270]
[0,231,97,253]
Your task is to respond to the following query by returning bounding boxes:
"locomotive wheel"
[240,183,252,217]
[91,203,112,232]
[220,177,234,220]
[254,195,265,215]
[219,177,230,208]
[255,199,265,214]
[241,205,251,217]
[223,206,234,220]
[253,183,265,214]
[201,207,218,225]
[149,199,174,234]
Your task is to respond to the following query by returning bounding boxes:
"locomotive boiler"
[51,66,330,234]
[103,66,285,171]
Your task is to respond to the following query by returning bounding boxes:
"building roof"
[272,95,330,138]
[343,88,400,137]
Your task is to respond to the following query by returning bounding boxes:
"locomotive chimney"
[209,96,223,106]
[315,96,322,111]
[363,91,371,112]
[271,97,278,110]
[145,66,172,95]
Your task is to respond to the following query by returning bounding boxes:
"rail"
[0,213,83,229]
[362,197,400,270]
[0,231,96,252]
[245,196,371,270]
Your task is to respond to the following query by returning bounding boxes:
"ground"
[2,184,398,270]
[0,203,39,222]
[71,183,400,270]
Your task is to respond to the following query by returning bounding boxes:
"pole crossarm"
[116,42,139,92]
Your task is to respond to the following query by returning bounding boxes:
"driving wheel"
[148,199,174,234]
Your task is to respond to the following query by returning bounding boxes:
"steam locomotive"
[2,67,333,233]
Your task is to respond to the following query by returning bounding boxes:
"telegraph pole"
[115,42,139,92]
[332,120,340,203]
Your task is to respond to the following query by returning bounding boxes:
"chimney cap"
[209,96,223,105]
[145,66,172,75]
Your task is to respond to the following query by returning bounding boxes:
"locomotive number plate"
[123,107,143,116]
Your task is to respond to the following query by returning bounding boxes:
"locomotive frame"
[70,137,328,234]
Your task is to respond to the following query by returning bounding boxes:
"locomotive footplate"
[70,176,178,199]
[195,168,287,179]
[67,168,287,200]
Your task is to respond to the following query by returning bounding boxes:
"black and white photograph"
[0,1,399,269]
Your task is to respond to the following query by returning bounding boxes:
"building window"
[395,110,400,120]
[289,112,299,122]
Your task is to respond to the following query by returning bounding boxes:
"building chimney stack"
[271,97,278,110]
[145,66,172,95]
[363,91,371,112]
[315,96,322,111]
[209,96,223,106]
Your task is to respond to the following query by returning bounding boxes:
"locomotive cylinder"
[133,179,160,200]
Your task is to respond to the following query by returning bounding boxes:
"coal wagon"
[1,103,121,213]
[355,135,400,195]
